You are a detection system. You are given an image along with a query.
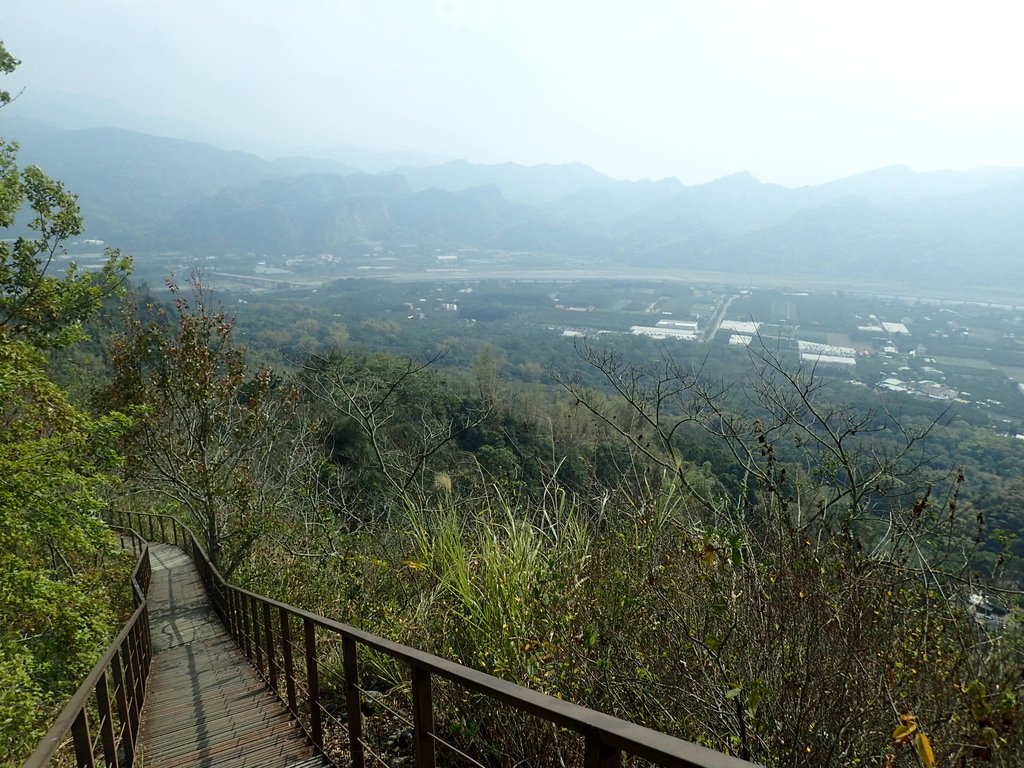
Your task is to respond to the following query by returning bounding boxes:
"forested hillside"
[94,285,1024,766]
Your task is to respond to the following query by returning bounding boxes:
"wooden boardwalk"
[139,544,327,768]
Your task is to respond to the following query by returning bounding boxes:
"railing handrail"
[24,527,153,768]
[114,510,760,768]
[223,583,737,766]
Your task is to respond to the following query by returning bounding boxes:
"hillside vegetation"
[0,44,135,758]
[96,287,1024,767]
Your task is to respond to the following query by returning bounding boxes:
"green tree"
[0,40,19,106]
[0,40,133,761]
[107,276,319,575]
[0,86,130,347]
[0,340,130,760]
[304,349,492,514]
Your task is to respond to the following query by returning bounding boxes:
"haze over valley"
[8,1,1024,301]
[8,115,1024,301]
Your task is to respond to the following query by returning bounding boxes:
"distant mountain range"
[4,117,1024,290]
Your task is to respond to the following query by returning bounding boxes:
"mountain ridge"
[4,120,1024,290]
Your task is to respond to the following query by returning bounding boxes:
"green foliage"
[1,42,131,349]
[106,276,318,575]
[231,339,1024,767]
[0,339,130,760]
[0,44,134,760]
[407,495,591,682]
[0,41,18,106]
[240,455,1023,766]
[305,349,488,507]
[0,141,131,349]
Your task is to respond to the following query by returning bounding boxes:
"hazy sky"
[5,0,1024,185]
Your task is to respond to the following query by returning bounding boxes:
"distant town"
[91,238,1024,434]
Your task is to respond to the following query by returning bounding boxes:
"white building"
[631,326,699,341]
[720,320,761,334]
[801,353,857,368]
[656,319,699,331]
[798,340,857,358]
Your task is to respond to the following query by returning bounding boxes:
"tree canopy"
[0,41,133,760]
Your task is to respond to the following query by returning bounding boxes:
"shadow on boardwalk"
[139,544,327,768]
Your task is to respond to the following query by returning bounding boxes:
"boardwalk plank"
[139,544,327,768]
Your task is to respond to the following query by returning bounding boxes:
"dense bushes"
[231,358,1023,765]
[110,288,1024,766]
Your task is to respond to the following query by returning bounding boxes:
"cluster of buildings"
[721,320,761,347]
[554,290,984,407]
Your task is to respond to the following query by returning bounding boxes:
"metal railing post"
[280,607,298,717]
[110,649,135,765]
[251,594,265,675]
[142,604,153,680]
[130,622,146,727]
[304,617,323,752]
[233,589,243,645]
[122,630,141,746]
[240,591,252,660]
[96,671,119,768]
[343,635,364,768]
[584,735,622,768]
[227,587,238,640]
[213,579,225,619]
[412,665,436,768]
[263,601,278,691]
[71,709,94,768]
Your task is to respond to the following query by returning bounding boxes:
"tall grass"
[236,474,1023,768]
[406,483,592,683]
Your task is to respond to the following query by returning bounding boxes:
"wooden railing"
[108,510,759,768]
[23,529,153,768]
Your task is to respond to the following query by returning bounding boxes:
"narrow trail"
[138,543,326,768]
